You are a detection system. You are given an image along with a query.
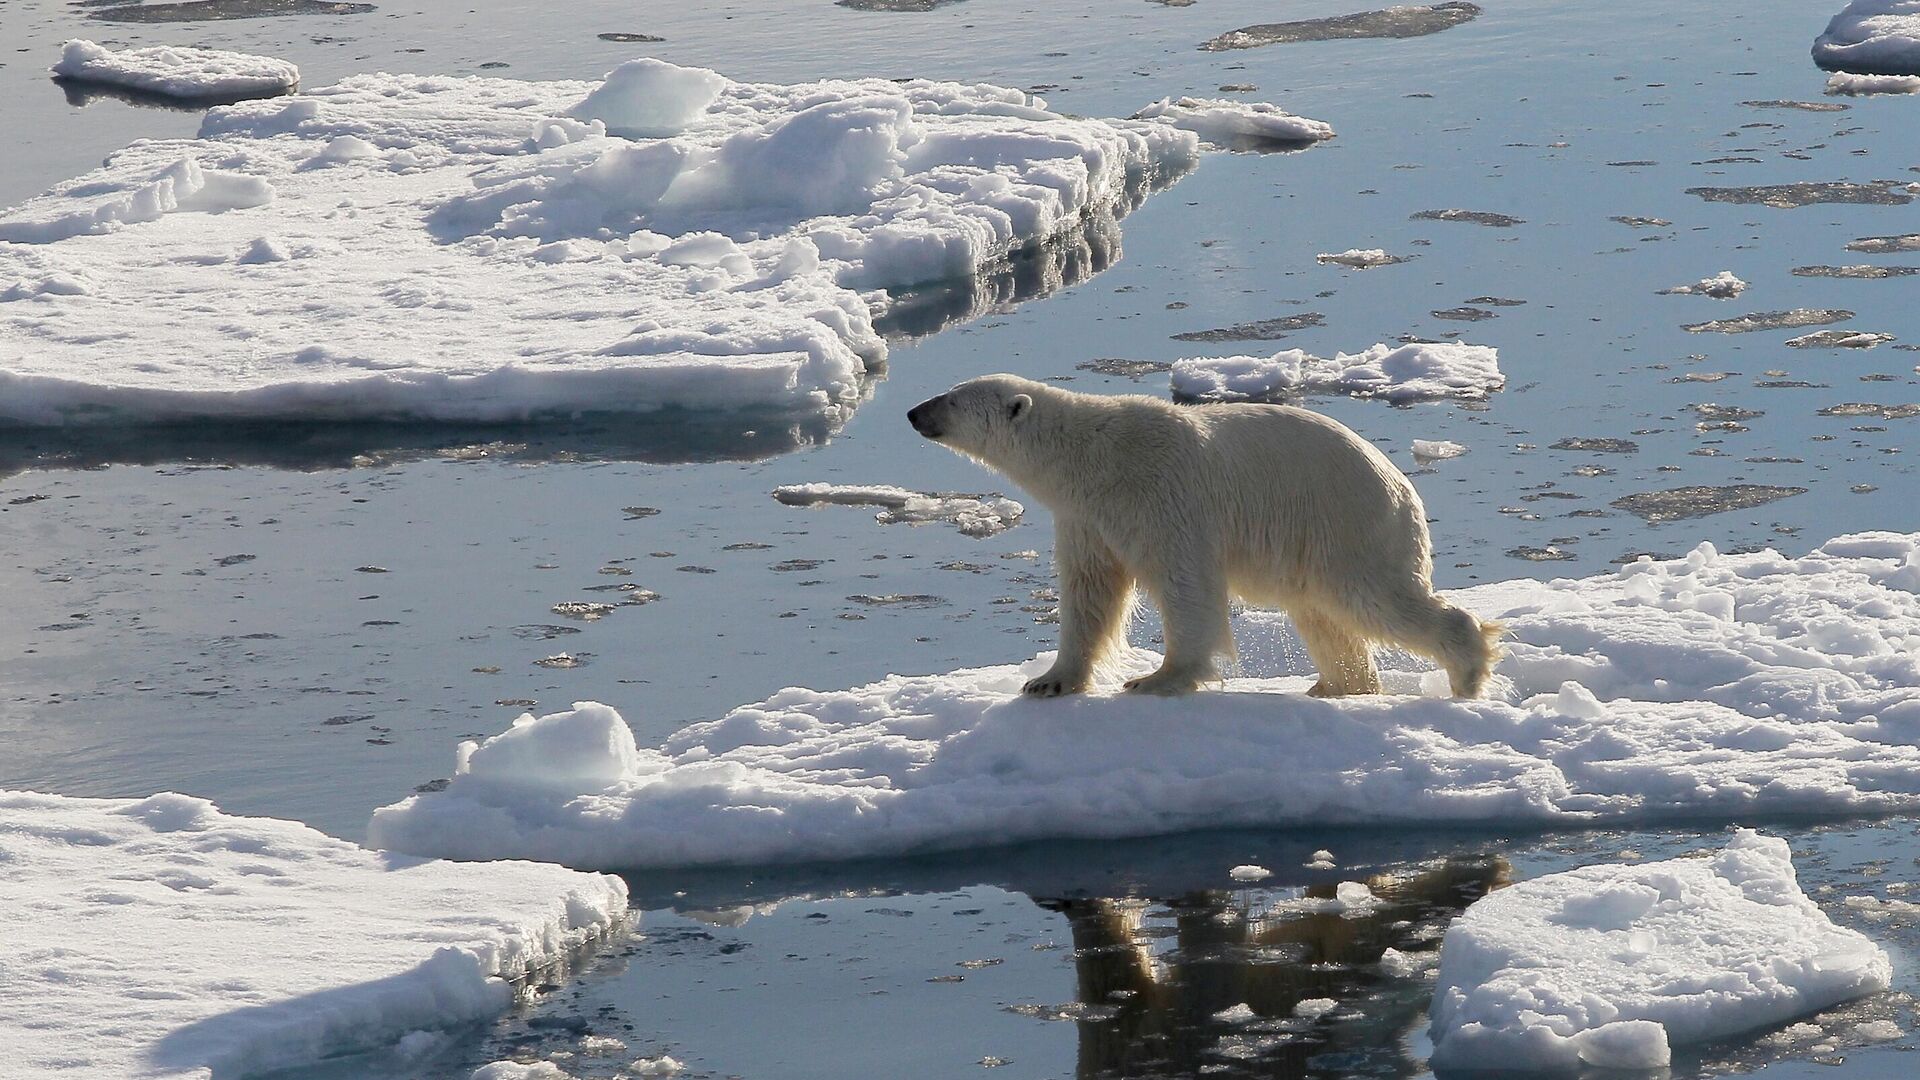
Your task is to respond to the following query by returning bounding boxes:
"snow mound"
[1429,831,1889,1071]
[371,534,1920,870]
[1132,96,1334,145]
[1815,0,1920,75]
[772,482,1023,537]
[0,63,1199,427]
[1170,342,1502,403]
[51,39,299,101]
[0,789,627,1080]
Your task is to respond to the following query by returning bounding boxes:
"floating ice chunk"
[569,58,728,137]
[772,482,1023,537]
[1814,0,1920,76]
[1171,342,1503,403]
[472,1063,573,1080]
[1412,439,1467,461]
[0,790,627,1080]
[1132,96,1334,145]
[51,39,298,101]
[1659,270,1748,299]
[1429,831,1890,1072]
[1826,69,1920,92]
[1214,1003,1258,1023]
[0,66,1199,427]
[1306,848,1337,869]
[1229,863,1272,882]
[1294,998,1339,1018]
[372,533,1920,869]
[1316,247,1408,269]
[631,1055,686,1076]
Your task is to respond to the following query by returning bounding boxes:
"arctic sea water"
[2,0,1919,1076]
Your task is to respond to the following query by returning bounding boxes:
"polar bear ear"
[1007,394,1032,422]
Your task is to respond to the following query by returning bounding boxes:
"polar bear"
[908,374,1500,698]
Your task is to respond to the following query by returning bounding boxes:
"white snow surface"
[0,62,1197,426]
[51,39,299,100]
[372,533,1920,870]
[771,482,1023,537]
[1429,830,1890,1072]
[1815,0,1920,75]
[1170,342,1503,403]
[1132,96,1334,144]
[0,789,628,1080]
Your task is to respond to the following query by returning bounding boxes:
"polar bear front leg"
[1023,520,1132,697]
[1124,560,1229,696]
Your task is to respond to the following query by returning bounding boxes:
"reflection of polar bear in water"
[908,374,1501,698]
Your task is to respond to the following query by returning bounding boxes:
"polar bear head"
[907,374,1040,461]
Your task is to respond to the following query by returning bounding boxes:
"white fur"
[909,375,1500,697]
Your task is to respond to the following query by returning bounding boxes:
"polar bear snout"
[907,394,947,439]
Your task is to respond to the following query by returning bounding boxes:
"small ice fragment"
[52,39,298,101]
[630,1055,685,1076]
[1333,881,1375,908]
[1412,439,1467,461]
[1658,270,1747,299]
[1213,1003,1258,1023]
[1294,998,1338,1018]
[1229,864,1272,882]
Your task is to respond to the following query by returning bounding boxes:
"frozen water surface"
[3,0,1920,1076]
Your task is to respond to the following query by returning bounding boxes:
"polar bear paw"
[1022,671,1088,697]
[1122,667,1206,696]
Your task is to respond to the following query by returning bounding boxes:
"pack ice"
[1814,0,1920,75]
[371,533,1920,870]
[0,790,627,1079]
[1429,831,1890,1071]
[52,39,300,101]
[0,59,1200,426]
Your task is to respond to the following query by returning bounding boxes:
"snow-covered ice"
[1429,830,1890,1072]
[1658,270,1748,299]
[772,482,1023,537]
[0,789,628,1079]
[1170,342,1503,403]
[0,61,1198,426]
[1814,0,1920,75]
[372,533,1920,869]
[1412,438,1467,461]
[1131,97,1334,146]
[51,39,299,102]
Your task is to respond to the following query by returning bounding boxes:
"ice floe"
[51,39,299,102]
[0,61,1199,427]
[1826,69,1920,93]
[1815,0,1920,76]
[1131,96,1334,147]
[1429,831,1890,1071]
[0,789,627,1079]
[372,533,1920,870]
[1412,438,1467,461]
[771,482,1023,537]
[1169,342,1503,403]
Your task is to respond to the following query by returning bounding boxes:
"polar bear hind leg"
[1335,585,1502,698]
[1291,607,1383,697]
